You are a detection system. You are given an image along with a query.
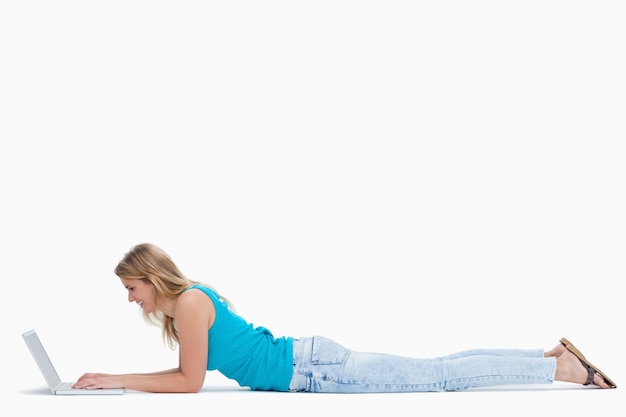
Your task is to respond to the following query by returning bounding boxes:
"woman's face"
[120,278,157,313]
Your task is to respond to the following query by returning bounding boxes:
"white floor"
[9,381,624,417]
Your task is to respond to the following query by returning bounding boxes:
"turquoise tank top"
[185,284,294,391]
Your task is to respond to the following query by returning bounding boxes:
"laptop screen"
[22,330,63,392]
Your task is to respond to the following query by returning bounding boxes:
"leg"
[289,336,556,393]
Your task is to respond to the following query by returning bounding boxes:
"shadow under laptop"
[18,387,52,395]
[18,385,253,395]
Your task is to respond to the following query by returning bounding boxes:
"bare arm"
[73,290,214,393]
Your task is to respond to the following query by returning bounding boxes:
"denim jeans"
[288,336,556,392]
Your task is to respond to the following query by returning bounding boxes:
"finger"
[73,377,95,389]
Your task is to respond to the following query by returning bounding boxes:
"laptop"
[22,329,125,395]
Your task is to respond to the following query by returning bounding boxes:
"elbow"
[176,384,202,393]
[183,378,204,393]
[187,383,203,393]
[177,369,205,393]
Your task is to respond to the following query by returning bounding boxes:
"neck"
[156,296,177,318]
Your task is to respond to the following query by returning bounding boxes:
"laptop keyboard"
[57,382,77,391]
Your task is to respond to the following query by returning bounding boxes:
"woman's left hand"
[73,373,124,390]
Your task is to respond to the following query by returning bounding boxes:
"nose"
[128,291,134,303]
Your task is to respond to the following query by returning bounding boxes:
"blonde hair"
[114,243,230,349]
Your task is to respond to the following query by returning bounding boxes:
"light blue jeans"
[289,336,556,392]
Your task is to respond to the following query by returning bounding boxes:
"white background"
[1,0,624,415]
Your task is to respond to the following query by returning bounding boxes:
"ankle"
[545,343,566,358]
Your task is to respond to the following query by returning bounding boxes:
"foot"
[555,349,612,388]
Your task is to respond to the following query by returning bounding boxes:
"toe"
[593,373,611,389]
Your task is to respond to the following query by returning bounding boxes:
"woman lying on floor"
[73,243,617,393]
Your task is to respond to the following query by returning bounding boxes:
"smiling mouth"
[138,301,144,308]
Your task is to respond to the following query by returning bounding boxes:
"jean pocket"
[311,336,351,365]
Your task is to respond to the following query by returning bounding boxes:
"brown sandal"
[560,337,617,388]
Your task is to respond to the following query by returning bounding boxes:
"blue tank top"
[184,284,294,391]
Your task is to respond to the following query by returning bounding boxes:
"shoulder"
[175,288,216,319]
[178,287,214,305]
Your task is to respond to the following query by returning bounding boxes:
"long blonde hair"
[114,243,230,349]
